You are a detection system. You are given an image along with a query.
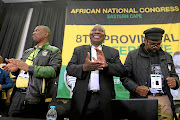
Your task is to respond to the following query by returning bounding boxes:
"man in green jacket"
[122,27,179,120]
[3,25,62,118]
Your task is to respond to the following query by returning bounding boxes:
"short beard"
[148,49,159,56]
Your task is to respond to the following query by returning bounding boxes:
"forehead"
[34,26,44,31]
[91,25,104,31]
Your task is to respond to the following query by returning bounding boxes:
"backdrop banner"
[57,0,180,99]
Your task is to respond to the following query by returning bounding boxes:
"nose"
[93,30,98,33]
[152,44,157,47]
[154,44,159,47]
[94,30,102,34]
[152,45,159,49]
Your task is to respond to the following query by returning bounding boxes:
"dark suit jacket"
[66,45,126,120]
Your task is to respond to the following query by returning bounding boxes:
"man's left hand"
[7,59,29,72]
[94,48,108,68]
[166,76,176,88]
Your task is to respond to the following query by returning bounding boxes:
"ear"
[44,32,49,37]
[143,39,148,48]
[144,39,148,44]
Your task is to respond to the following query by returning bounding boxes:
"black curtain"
[0,4,28,60]
[0,0,6,30]
[0,1,66,61]
[24,2,67,52]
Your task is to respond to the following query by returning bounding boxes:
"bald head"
[33,25,52,46]
[38,25,51,38]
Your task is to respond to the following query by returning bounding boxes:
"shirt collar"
[34,42,49,49]
[90,43,103,49]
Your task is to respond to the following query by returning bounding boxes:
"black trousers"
[8,90,48,118]
[81,92,104,120]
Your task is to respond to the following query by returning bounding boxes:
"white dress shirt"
[88,45,102,90]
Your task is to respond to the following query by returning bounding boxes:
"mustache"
[152,48,158,51]
[150,48,159,54]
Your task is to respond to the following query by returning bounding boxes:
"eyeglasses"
[147,40,162,47]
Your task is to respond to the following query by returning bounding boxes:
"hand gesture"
[3,58,29,72]
[94,48,108,68]
[167,76,176,88]
[83,52,103,71]
[135,86,149,97]
[3,58,18,72]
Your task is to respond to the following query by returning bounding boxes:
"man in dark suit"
[66,24,126,120]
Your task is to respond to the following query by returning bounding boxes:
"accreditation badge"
[151,74,162,91]
[18,70,29,79]
[16,70,29,88]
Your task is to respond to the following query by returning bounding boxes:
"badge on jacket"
[168,64,171,72]
[151,74,162,91]
[42,50,48,56]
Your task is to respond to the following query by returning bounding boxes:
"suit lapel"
[102,45,108,59]
[83,45,91,59]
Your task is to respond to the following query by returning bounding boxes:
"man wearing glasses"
[121,27,179,120]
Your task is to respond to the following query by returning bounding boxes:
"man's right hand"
[83,52,104,71]
[135,86,149,97]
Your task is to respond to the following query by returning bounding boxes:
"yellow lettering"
[103,8,108,13]
[175,6,179,11]
[107,8,113,13]
[123,8,129,13]
[160,7,166,12]
[71,9,75,13]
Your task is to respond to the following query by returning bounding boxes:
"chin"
[33,39,38,43]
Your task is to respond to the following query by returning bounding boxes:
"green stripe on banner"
[57,65,71,99]
[113,76,129,99]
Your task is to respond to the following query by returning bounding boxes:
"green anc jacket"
[14,42,62,104]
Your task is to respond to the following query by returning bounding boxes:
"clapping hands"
[83,48,107,71]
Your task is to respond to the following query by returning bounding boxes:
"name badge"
[16,70,29,88]
[18,70,29,79]
[151,74,162,91]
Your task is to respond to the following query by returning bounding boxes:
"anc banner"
[57,0,180,99]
